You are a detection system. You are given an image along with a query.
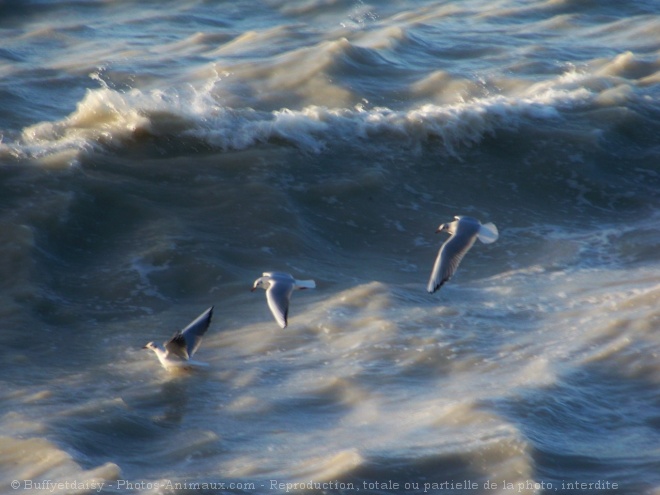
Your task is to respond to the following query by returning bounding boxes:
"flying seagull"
[251,272,315,328]
[144,306,214,370]
[427,216,498,293]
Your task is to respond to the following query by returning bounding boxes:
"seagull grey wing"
[266,280,294,328]
[166,306,214,359]
[265,271,295,281]
[181,306,213,357]
[427,231,477,293]
[165,334,190,360]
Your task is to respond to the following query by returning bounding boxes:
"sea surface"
[1,1,659,494]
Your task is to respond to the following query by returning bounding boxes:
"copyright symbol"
[11,480,20,489]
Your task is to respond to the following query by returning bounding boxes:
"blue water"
[1,1,659,494]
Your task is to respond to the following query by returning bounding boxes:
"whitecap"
[2,62,604,165]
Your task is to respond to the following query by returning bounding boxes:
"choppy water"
[1,1,659,494]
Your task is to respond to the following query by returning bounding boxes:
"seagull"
[144,306,214,370]
[427,216,498,293]
[251,272,315,328]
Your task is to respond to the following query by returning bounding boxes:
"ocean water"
[1,0,659,494]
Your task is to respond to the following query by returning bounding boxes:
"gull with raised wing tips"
[427,216,498,293]
[251,272,315,328]
[144,306,214,370]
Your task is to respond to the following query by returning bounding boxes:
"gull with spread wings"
[144,306,214,370]
[251,272,315,328]
[427,216,498,293]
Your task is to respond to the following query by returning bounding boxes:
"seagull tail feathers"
[296,279,316,289]
[477,222,498,244]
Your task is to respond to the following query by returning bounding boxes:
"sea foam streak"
[1,68,598,166]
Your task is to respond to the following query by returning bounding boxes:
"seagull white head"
[143,341,162,352]
[436,220,457,235]
[251,276,269,292]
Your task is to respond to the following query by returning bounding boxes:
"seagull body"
[427,216,498,293]
[251,272,315,328]
[144,306,214,370]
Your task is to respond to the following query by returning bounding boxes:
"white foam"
[1,66,600,165]
[0,435,120,491]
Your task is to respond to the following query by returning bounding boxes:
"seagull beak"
[250,287,256,292]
